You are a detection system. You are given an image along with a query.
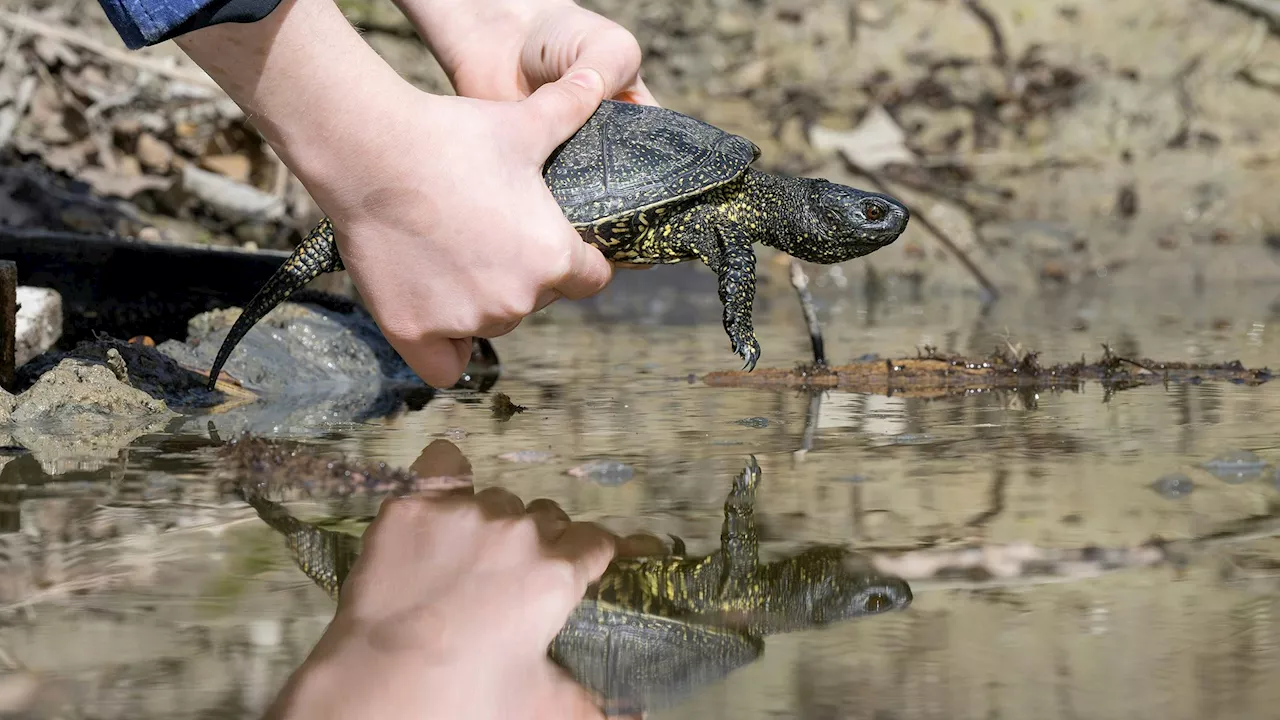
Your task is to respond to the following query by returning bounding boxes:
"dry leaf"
[808,105,918,170]
[200,153,251,184]
[134,132,173,172]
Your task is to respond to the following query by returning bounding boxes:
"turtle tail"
[206,218,345,390]
[235,482,358,601]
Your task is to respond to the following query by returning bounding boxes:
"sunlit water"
[3,265,1280,719]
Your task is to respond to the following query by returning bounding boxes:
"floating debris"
[890,433,936,445]
[704,345,1272,396]
[498,450,555,464]
[1151,473,1195,499]
[735,416,770,428]
[1199,450,1272,484]
[568,460,636,486]
[491,392,527,421]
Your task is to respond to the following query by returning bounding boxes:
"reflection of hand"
[264,439,658,720]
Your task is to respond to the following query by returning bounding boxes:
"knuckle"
[534,556,582,600]
[378,495,433,523]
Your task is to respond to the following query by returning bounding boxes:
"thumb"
[521,68,606,158]
[396,335,473,389]
[552,235,614,301]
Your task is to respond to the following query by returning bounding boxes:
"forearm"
[173,0,417,209]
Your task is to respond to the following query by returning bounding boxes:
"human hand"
[320,78,617,388]
[400,0,658,106]
[174,0,622,390]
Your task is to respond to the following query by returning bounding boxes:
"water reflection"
[228,437,913,716]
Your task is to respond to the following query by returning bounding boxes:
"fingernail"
[565,69,604,93]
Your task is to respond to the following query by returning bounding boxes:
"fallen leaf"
[808,105,918,170]
[42,139,94,173]
[200,153,252,184]
[135,132,173,172]
[33,37,79,68]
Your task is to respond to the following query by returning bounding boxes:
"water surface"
[3,268,1279,719]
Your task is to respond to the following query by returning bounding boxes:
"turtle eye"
[862,593,892,612]
[864,202,886,222]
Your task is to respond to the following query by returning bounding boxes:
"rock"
[6,358,177,474]
[0,387,14,424]
[567,460,636,486]
[16,336,219,412]
[10,358,173,424]
[14,286,62,367]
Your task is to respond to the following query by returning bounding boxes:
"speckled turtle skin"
[204,100,910,389]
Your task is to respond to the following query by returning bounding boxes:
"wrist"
[174,0,424,213]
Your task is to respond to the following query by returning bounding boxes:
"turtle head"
[780,180,910,264]
[808,572,914,625]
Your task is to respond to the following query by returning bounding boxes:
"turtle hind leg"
[205,218,344,390]
[717,236,761,371]
[719,455,762,578]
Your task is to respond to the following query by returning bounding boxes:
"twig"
[838,152,1002,300]
[1211,0,1280,32]
[787,260,826,367]
[1166,55,1203,149]
[960,0,1008,69]
[864,511,1280,589]
[0,11,221,91]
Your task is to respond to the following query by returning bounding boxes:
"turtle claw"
[732,335,761,372]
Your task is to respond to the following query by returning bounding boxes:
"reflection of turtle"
[235,450,912,715]
[205,99,910,388]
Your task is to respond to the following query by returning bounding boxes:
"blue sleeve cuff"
[96,0,205,48]
[94,0,285,49]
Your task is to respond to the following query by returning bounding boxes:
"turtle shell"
[543,99,761,227]
[550,599,763,716]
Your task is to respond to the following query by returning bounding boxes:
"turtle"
[231,443,913,715]
[203,99,911,389]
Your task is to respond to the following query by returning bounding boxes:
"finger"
[552,237,614,301]
[474,317,523,339]
[564,27,644,102]
[552,521,616,589]
[533,288,561,313]
[409,439,473,481]
[521,67,606,159]
[526,498,571,541]
[473,486,526,518]
[616,532,668,558]
[395,335,473,389]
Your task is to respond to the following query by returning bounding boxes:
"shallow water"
[3,265,1280,719]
